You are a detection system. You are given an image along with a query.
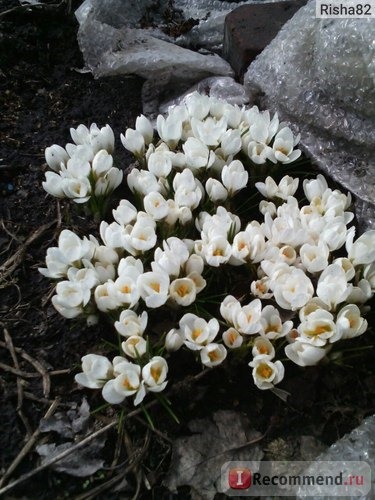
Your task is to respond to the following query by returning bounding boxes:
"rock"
[297,415,375,499]
[223,1,307,78]
[244,0,375,230]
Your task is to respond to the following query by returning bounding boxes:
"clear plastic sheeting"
[158,76,249,116]
[75,0,235,83]
[244,0,375,230]
[297,415,375,499]
[74,0,285,82]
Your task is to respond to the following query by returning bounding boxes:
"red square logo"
[228,468,252,489]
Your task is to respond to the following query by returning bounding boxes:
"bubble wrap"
[74,0,287,81]
[244,0,375,230]
[297,415,375,499]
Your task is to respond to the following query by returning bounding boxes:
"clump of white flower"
[40,93,375,408]
[43,123,122,217]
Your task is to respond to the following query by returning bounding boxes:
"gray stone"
[223,1,307,78]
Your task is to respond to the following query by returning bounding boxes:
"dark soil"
[0,2,374,499]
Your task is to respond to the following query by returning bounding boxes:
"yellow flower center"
[208,350,220,362]
[151,365,162,382]
[256,363,273,379]
[213,248,224,257]
[308,324,332,336]
[150,282,160,293]
[122,377,135,390]
[258,345,269,355]
[176,284,189,297]
[192,328,202,341]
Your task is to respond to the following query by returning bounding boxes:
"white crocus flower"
[332,257,355,281]
[203,235,232,267]
[222,328,243,349]
[249,355,285,390]
[129,222,157,253]
[252,336,275,359]
[316,264,352,309]
[363,263,375,291]
[45,144,69,172]
[273,267,314,311]
[147,149,173,178]
[135,114,154,144]
[182,137,215,170]
[70,123,115,154]
[122,336,147,359]
[300,241,329,273]
[205,178,228,202]
[255,175,299,200]
[52,284,85,318]
[298,309,338,346]
[127,168,161,195]
[271,127,301,164]
[251,278,273,299]
[247,141,273,164]
[347,279,373,304]
[62,177,91,203]
[102,361,145,405]
[94,282,119,312]
[67,267,98,291]
[143,192,169,220]
[137,271,170,308]
[303,174,328,202]
[285,341,327,367]
[156,114,182,148]
[62,156,91,179]
[42,172,65,198]
[118,256,144,277]
[112,200,138,226]
[298,298,329,321]
[278,245,297,265]
[346,229,375,266]
[260,305,292,339]
[191,116,227,146]
[180,313,219,351]
[320,220,348,251]
[38,247,69,279]
[200,343,227,367]
[115,310,148,338]
[165,328,184,352]
[185,254,204,276]
[92,149,113,178]
[221,160,248,196]
[232,224,266,264]
[94,168,123,196]
[142,356,168,393]
[220,129,242,157]
[220,295,241,325]
[169,278,197,306]
[336,304,368,339]
[185,91,211,120]
[259,200,277,217]
[120,129,145,156]
[112,273,140,307]
[233,299,262,335]
[75,354,113,389]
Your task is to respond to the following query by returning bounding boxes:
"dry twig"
[4,329,32,436]
[0,399,60,488]
[0,366,213,495]
[0,221,56,282]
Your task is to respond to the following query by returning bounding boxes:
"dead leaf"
[36,435,106,477]
[164,410,264,500]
